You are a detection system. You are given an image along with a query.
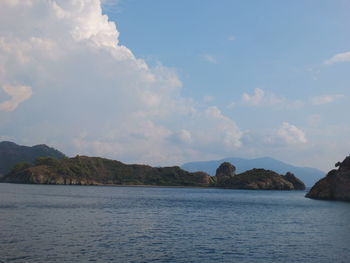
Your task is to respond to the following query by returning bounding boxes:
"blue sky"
[108,0,350,129]
[104,0,350,168]
[0,0,349,171]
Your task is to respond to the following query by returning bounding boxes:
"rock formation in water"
[215,162,305,190]
[1,155,212,187]
[216,162,236,185]
[306,156,350,201]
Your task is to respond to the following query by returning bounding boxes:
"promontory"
[306,155,350,201]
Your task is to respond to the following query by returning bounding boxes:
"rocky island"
[2,155,213,187]
[214,162,305,190]
[1,157,305,190]
[306,156,350,201]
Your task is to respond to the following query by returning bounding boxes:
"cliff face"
[215,162,305,190]
[306,156,350,201]
[0,141,65,176]
[2,156,212,187]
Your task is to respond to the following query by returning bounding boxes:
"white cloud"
[324,51,350,65]
[275,122,307,145]
[310,94,344,105]
[242,88,284,106]
[1,0,33,7]
[202,54,217,64]
[0,0,245,165]
[0,84,32,111]
[228,35,235,41]
[203,106,243,149]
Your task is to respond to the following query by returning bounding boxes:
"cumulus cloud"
[0,84,32,111]
[241,88,307,110]
[242,88,284,106]
[275,122,307,145]
[203,106,242,149]
[0,0,244,165]
[324,51,350,65]
[310,94,344,105]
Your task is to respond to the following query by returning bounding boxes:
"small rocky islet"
[215,162,305,190]
[306,156,350,202]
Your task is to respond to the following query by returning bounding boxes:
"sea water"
[0,183,349,263]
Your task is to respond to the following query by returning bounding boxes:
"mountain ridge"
[0,141,66,176]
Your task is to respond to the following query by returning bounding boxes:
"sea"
[0,183,349,263]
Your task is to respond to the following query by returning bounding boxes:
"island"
[1,153,305,190]
[215,162,305,190]
[1,155,213,187]
[306,155,350,201]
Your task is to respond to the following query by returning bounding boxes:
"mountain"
[1,155,212,187]
[0,141,66,176]
[182,157,325,187]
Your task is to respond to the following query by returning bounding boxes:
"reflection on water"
[0,183,349,263]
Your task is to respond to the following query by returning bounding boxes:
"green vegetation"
[1,149,305,190]
[2,155,212,187]
[0,141,66,176]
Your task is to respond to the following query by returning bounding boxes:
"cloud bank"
[0,0,247,165]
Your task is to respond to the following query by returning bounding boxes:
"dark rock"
[215,165,304,190]
[284,172,305,190]
[306,156,350,201]
[337,156,350,171]
[215,162,236,185]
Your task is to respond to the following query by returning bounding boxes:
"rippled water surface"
[0,183,349,263]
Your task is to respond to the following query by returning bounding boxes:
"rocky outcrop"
[216,162,236,185]
[2,155,212,187]
[215,162,305,190]
[284,172,306,190]
[306,156,350,201]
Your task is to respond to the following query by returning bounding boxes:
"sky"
[0,0,349,171]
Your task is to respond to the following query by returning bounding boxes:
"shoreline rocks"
[306,156,350,201]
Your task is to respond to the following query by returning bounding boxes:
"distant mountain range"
[0,141,66,176]
[182,157,325,186]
